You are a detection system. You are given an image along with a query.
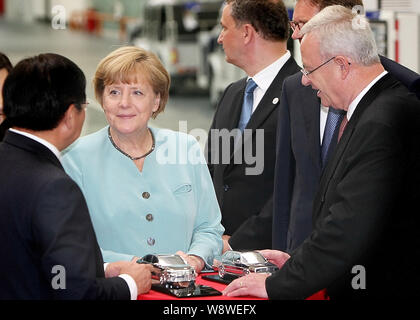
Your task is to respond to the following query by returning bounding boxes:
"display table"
[138,273,327,300]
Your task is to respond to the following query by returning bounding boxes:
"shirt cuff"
[119,274,138,300]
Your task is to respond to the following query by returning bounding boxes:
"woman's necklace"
[108,127,155,161]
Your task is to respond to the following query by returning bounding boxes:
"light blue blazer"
[62,126,224,265]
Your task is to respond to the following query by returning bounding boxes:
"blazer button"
[142,192,150,199]
[146,213,153,222]
[223,184,230,192]
[147,237,155,246]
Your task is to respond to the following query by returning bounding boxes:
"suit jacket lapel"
[221,78,247,132]
[3,131,63,170]
[246,58,300,132]
[232,58,300,159]
[313,74,396,220]
[216,78,247,174]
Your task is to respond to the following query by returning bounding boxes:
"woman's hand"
[176,251,205,273]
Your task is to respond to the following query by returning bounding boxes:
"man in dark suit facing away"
[223,5,420,299]
[0,53,153,299]
[206,0,300,252]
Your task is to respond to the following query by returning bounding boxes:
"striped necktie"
[337,115,348,142]
[321,107,346,167]
[238,78,258,132]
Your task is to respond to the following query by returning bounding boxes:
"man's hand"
[176,251,205,273]
[105,261,130,278]
[118,261,153,295]
[105,257,141,278]
[223,273,270,298]
[258,249,290,268]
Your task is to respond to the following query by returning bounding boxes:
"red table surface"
[138,273,327,300]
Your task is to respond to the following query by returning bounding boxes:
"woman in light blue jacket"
[62,46,224,272]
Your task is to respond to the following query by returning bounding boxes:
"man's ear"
[335,56,351,79]
[62,104,78,130]
[243,23,255,45]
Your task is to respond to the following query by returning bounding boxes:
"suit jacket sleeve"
[271,82,295,251]
[228,195,273,250]
[266,113,405,299]
[32,176,129,300]
[380,55,420,98]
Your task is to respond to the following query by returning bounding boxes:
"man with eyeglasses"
[229,0,420,256]
[273,0,420,254]
[223,4,420,299]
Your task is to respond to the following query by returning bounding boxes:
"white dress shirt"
[9,128,61,160]
[250,50,292,113]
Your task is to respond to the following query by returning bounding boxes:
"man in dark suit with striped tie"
[206,0,300,252]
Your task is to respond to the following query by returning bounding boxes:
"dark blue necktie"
[321,107,346,167]
[238,78,258,131]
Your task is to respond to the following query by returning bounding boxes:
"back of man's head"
[227,0,290,41]
[3,53,86,131]
[306,0,364,10]
[0,52,12,72]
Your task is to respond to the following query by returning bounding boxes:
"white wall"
[5,0,92,22]
[5,0,34,22]
[50,0,92,18]
[413,1,420,13]
[397,12,420,72]
[364,0,379,11]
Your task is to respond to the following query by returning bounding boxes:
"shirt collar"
[250,50,291,92]
[347,71,388,121]
[9,128,61,161]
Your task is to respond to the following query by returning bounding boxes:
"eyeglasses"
[301,56,336,79]
[76,101,89,110]
[289,20,305,32]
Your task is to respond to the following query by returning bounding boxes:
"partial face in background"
[290,0,320,41]
[102,74,160,136]
[0,68,9,124]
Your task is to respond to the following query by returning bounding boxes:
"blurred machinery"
[132,0,223,94]
[130,0,420,102]
[379,0,420,73]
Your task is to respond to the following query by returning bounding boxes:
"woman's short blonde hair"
[93,46,170,118]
